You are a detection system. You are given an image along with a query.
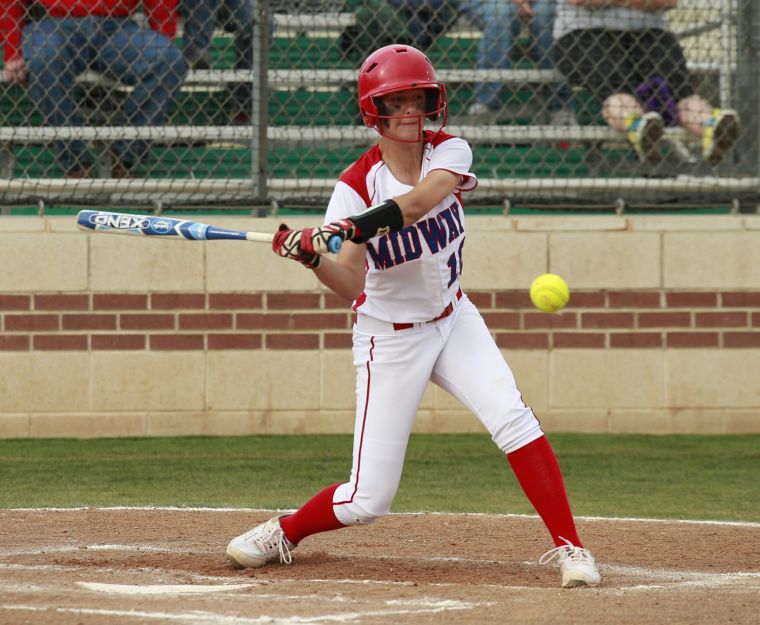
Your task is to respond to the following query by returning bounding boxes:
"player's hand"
[272,224,321,269]
[3,57,26,83]
[300,219,360,256]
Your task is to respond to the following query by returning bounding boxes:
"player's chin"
[385,126,423,143]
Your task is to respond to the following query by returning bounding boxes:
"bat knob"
[327,235,343,254]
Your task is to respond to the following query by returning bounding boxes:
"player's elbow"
[331,271,365,302]
[399,171,461,224]
[399,195,435,225]
[341,285,364,302]
[346,277,366,302]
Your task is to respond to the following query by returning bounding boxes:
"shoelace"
[247,523,293,564]
[538,538,593,567]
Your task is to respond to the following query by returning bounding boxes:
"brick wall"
[1,214,760,437]
[2,289,760,353]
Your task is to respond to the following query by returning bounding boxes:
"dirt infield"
[1,509,759,625]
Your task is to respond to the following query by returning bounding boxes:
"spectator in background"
[181,0,272,123]
[460,0,576,125]
[553,0,739,165]
[0,0,187,178]
[386,0,459,51]
[341,0,456,62]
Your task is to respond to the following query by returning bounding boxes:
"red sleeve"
[337,147,380,208]
[143,0,176,40]
[0,0,26,62]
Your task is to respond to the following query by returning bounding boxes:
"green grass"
[0,434,758,521]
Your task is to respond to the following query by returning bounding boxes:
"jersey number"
[446,240,465,287]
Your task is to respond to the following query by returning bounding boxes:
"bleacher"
[0,2,747,212]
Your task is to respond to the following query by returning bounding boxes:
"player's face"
[378,89,427,142]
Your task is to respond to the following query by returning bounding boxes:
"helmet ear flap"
[424,85,447,125]
[374,97,388,118]
[360,94,380,129]
[425,88,440,121]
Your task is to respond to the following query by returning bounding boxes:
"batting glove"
[272,224,321,269]
[300,219,361,256]
[302,199,404,253]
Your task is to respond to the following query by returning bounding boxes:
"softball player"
[226,44,601,588]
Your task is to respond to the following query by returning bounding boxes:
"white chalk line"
[76,582,359,602]
[0,543,174,557]
[3,507,759,528]
[603,564,760,590]
[77,582,256,596]
[0,562,258,586]
[0,562,82,573]
[0,598,482,625]
[0,582,49,593]
[0,568,757,625]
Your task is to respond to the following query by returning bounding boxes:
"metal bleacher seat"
[0,4,741,206]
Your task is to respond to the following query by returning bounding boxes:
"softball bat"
[77,210,343,252]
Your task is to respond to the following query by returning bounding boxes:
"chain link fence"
[0,0,758,213]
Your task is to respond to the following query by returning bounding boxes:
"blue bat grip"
[327,235,343,254]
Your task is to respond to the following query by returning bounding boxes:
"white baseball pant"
[332,294,544,526]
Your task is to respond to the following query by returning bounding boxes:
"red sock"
[279,483,346,545]
[507,435,582,547]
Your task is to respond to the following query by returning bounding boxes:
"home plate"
[78,582,254,595]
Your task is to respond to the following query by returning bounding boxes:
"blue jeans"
[182,0,272,113]
[459,0,573,112]
[387,0,458,50]
[23,17,187,172]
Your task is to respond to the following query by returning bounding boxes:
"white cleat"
[539,538,602,588]
[226,515,296,570]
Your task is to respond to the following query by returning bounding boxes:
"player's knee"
[346,506,386,526]
[492,408,543,454]
[334,492,395,526]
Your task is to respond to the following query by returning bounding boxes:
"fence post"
[736,0,760,177]
[251,0,270,215]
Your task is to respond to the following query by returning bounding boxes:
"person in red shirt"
[0,1,187,176]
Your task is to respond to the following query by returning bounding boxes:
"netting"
[0,0,757,213]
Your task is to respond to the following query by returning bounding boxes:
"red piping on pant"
[334,335,375,506]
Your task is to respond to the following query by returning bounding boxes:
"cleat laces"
[538,537,594,568]
[242,521,293,564]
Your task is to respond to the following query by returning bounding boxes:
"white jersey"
[324,131,478,323]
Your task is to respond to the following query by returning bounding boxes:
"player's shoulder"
[337,144,383,207]
[338,144,382,182]
[426,130,468,149]
[425,131,473,160]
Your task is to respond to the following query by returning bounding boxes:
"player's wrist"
[349,199,404,242]
[301,253,321,269]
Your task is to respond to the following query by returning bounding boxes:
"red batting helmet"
[357,44,448,136]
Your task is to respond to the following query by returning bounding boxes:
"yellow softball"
[530,273,570,313]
